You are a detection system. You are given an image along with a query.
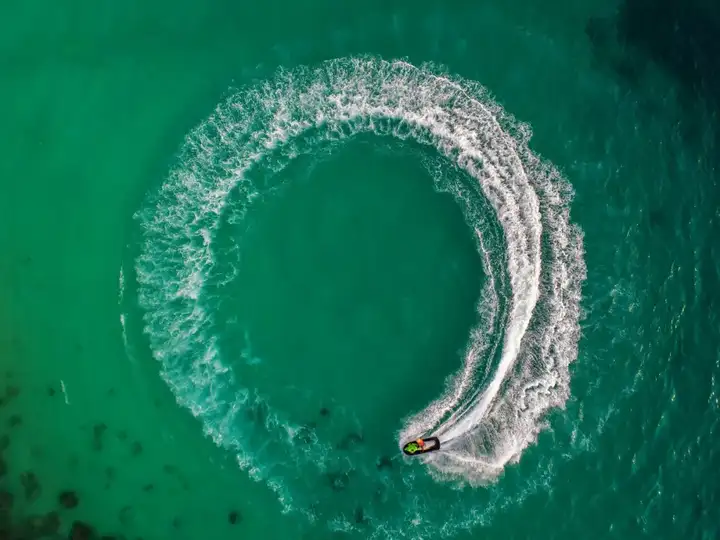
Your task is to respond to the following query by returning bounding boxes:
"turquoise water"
[2,1,719,539]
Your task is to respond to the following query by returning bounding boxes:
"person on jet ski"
[404,438,426,454]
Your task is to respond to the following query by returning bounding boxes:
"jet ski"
[402,436,441,456]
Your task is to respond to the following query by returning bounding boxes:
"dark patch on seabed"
[0,373,244,539]
[619,0,720,105]
[587,0,720,118]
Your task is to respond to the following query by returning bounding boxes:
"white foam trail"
[118,265,125,303]
[60,379,69,405]
[133,55,585,523]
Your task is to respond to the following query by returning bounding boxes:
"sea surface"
[1,0,719,539]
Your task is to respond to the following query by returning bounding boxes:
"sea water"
[1,0,719,539]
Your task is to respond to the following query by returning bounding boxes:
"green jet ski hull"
[402,436,441,456]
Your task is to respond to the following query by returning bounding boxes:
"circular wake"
[132,56,585,534]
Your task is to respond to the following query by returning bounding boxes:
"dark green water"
[2,0,719,539]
